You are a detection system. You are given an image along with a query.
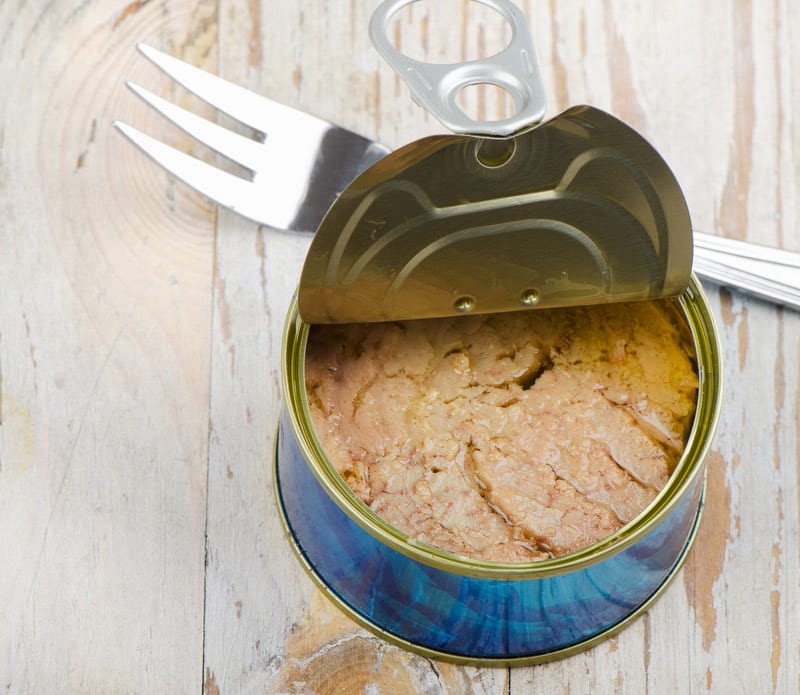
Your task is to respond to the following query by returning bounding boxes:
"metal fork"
[114,45,800,311]
[114,44,389,233]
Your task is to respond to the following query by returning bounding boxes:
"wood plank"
[0,0,217,690]
[202,2,511,691]
[202,0,800,692]
[1,0,797,691]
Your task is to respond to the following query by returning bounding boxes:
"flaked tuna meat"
[304,300,698,562]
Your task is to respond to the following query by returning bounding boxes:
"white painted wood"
[0,1,217,691]
[0,0,797,692]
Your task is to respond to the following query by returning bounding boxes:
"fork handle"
[693,232,800,310]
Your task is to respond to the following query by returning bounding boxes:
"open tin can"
[273,0,723,665]
[275,276,721,664]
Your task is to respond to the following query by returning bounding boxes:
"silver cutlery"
[115,44,389,233]
[114,44,800,311]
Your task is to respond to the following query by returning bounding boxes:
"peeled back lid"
[298,105,693,324]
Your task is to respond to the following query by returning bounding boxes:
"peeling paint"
[255,228,270,320]
[737,307,749,371]
[112,0,150,31]
[74,119,97,172]
[602,0,647,130]
[683,450,732,653]
[719,289,735,328]
[773,314,785,469]
[247,0,262,69]
[716,0,755,242]
[204,668,220,695]
[771,581,781,691]
[718,289,749,370]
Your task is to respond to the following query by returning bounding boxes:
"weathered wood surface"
[1,0,798,692]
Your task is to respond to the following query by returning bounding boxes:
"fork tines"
[114,44,388,231]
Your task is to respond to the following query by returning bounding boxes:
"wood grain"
[0,0,798,692]
[0,1,217,690]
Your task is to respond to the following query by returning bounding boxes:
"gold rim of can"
[280,273,723,580]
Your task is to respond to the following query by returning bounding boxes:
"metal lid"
[297,0,692,324]
[298,105,693,323]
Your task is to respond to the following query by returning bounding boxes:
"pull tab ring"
[369,0,546,137]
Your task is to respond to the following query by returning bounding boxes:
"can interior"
[281,274,723,579]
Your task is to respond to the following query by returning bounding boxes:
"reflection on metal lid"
[298,106,693,324]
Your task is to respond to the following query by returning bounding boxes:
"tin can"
[274,274,722,665]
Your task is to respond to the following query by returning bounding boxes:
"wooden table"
[2,1,798,692]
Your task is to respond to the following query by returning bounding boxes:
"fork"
[114,44,800,311]
[114,44,389,233]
